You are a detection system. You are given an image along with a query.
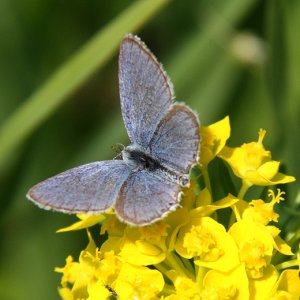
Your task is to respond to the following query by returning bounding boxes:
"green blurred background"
[0,0,299,299]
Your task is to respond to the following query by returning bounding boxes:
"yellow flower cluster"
[56,116,299,300]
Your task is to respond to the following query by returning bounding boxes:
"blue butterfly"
[27,34,200,226]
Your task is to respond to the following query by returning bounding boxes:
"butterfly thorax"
[122,144,189,186]
[122,145,159,170]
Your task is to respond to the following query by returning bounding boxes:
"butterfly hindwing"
[115,170,181,226]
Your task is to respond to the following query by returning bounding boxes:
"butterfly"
[26,33,200,226]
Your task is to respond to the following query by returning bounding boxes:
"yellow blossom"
[101,221,168,266]
[229,219,274,278]
[100,214,126,237]
[99,216,128,254]
[115,262,164,300]
[87,280,112,300]
[176,217,240,272]
[267,269,300,299]
[201,264,249,300]
[200,116,230,166]
[243,189,285,225]
[118,230,166,265]
[165,205,191,251]
[58,287,73,300]
[55,240,101,298]
[165,186,217,253]
[166,190,237,253]
[165,271,200,300]
[55,232,122,299]
[218,129,295,186]
[55,231,165,299]
[232,191,293,257]
[139,221,169,243]
[248,265,278,300]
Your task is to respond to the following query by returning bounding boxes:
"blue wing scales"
[115,170,181,226]
[150,104,200,174]
[119,34,174,149]
[27,160,131,214]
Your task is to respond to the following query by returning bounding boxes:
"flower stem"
[181,257,195,277]
[238,180,251,199]
[195,264,206,289]
[275,259,299,270]
[155,263,170,278]
[162,284,176,295]
[229,180,250,227]
[165,252,194,279]
[201,166,212,202]
[228,204,240,227]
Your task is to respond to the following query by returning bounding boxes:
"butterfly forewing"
[149,104,200,174]
[114,170,181,226]
[27,161,131,214]
[119,34,174,149]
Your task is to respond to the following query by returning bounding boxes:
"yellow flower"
[139,220,169,243]
[55,234,101,298]
[229,219,274,279]
[55,229,165,299]
[115,262,164,300]
[58,287,74,300]
[200,116,230,166]
[175,217,240,272]
[164,270,200,300]
[100,214,126,237]
[166,190,238,253]
[218,129,295,186]
[232,190,293,257]
[267,269,300,299]
[201,264,249,300]
[165,205,191,252]
[242,189,286,225]
[87,280,113,300]
[248,265,278,300]
[118,225,167,265]
[55,231,122,299]
[101,221,168,266]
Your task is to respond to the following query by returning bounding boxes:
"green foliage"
[0,1,299,299]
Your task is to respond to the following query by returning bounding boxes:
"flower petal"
[200,116,230,166]
[57,214,105,233]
